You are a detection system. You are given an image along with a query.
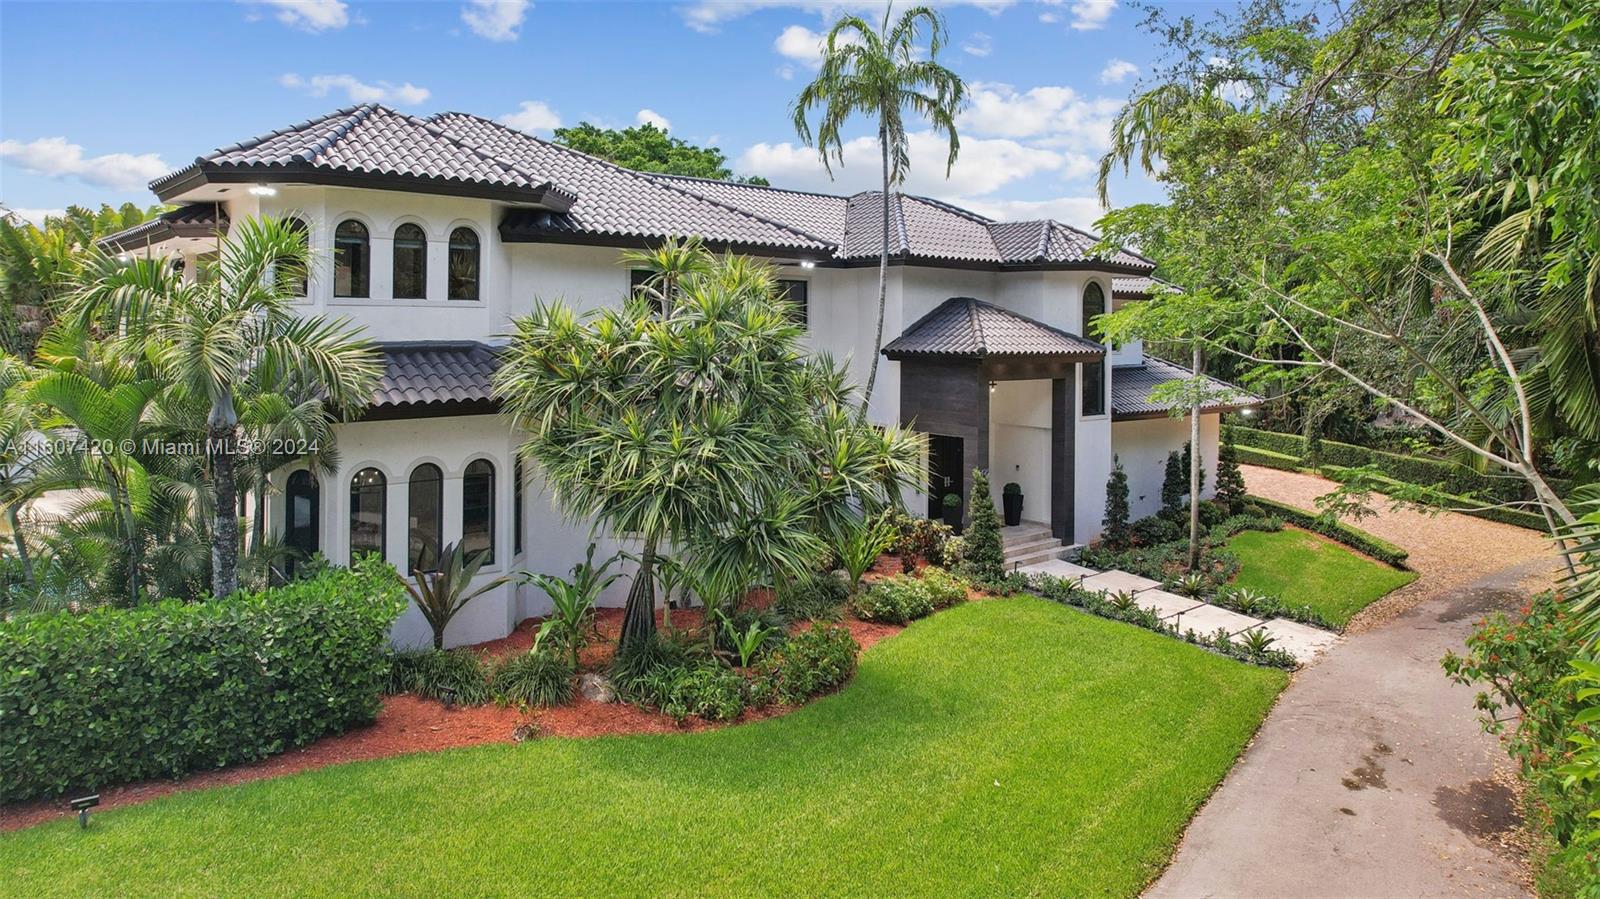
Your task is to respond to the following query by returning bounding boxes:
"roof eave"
[154,162,578,210]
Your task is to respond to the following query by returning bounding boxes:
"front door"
[927,434,964,528]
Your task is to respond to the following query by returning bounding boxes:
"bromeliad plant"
[405,540,509,649]
[836,512,898,594]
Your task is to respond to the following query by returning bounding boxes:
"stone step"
[1007,547,1068,568]
[1001,528,1054,547]
[1003,536,1065,558]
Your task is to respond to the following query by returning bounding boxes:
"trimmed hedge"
[1234,425,1567,502]
[0,557,407,802]
[1235,445,1302,472]
[1317,464,1549,531]
[1246,495,1411,568]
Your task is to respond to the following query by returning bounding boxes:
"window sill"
[328,298,487,308]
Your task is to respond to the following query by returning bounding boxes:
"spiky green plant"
[403,541,508,649]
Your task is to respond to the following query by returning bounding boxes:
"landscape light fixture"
[989,381,997,394]
[439,686,457,708]
[248,184,277,197]
[70,793,100,829]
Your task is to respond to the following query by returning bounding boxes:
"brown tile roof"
[1112,276,1181,300]
[883,297,1103,359]
[1110,357,1260,419]
[97,203,228,253]
[371,341,501,410]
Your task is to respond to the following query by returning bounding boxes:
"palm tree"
[68,216,381,599]
[791,5,966,414]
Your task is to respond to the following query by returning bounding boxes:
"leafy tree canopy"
[552,122,769,185]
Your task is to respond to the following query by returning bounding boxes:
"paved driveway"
[1146,466,1560,898]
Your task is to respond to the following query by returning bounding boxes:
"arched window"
[393,222,427,299]
[448,227,480,301]
[334,220,369,298]
[1082,281,1107,417]
[462,459,495,565]
[408,463,443,572]
[512,456,525,555]
[350,467,386,562]
[277,217,309,296]
[284,470,320,578]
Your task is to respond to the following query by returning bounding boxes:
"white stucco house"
[100,104,1255,648]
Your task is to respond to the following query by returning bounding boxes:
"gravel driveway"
[1146,465,1562,898]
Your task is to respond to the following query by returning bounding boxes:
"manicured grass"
[1,598,1285,898]
[1228,527,1418,627]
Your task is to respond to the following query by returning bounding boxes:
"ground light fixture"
[439,686,458,708]
[70,793,100,829]
[248,184,277,197]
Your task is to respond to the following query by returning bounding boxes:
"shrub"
[1161,450,1186,511]
[1130,513,1184,547]
[776,570,849,621]
[941,535,966,569]
[960,469,1006,582]
[758,623,858,704]
[610,630,698,695]
[1102,457,1132,550]
[852,574,934,624]
[489,649,575,707]
[1234,444,1301,471]
[387,648,493,705]
[918,566,970,609]
[634,663,747,724]
[713,606,788,664]
[1247,495,1410,566]
[0,558,406,803]
[1216,427,1248,513]
[888,512,953,573]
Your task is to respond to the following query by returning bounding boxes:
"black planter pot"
[1002,493,1023,526]
[941,503,963,531]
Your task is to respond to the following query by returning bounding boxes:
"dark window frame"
[447,226,480,301]
[777,279,809,328]
[462,458,496,567]
[284,469,320,578]
[407,463,444,573]
[392,222,427,300]
[1082,282,1108,417]
[513,456,525,556]
[349,467,387,563]
[334,219,370,299]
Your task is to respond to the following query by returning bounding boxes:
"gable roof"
[148,104,1155,271]
[1110,356,1260,420]
[883,297,1103,359]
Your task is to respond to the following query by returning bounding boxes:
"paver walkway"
[1146,465,1560,898]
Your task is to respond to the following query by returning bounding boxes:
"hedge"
[0,557,406,803]
[1246,495,1411,567]
[1235,445,1302,472]
[1233,425,1568,502]
[1317,464,1549,531]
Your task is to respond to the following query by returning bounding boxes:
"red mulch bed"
[2,553,966,832]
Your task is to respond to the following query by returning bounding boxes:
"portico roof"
[97,203,229,254]
[882,297,1104,361]
[1110,357,1261,420]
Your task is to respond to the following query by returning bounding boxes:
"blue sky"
[0,0,1213,231]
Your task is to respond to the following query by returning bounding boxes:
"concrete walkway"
[1146,466,1560,898]
[1020,559,1340,663]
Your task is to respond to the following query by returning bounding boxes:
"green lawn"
[1228,527,1418,627]
[1,598,1285,898]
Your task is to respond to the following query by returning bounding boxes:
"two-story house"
[100,104,1255,647]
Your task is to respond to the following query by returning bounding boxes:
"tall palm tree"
[791,5,966,414]
[68,216,381,599]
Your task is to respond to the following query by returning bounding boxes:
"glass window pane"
[408,463,443,572]
[513,457,524,556]
[334,220,369,298]
[284,470,319,578]
[277,218,309,296]
[1082,281,1105,333]
[1082,360,1106,417]
[349,467,386,562]
[448,227,479,301]
[462,459,495,566]
[393,223,426,299]
[778,279,808,328]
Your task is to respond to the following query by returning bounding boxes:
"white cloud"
[961,31,992,57]
[461,0,528,41]
[1099,58,1138,84]
[7,207,65,228]
[737,131,1067,197]
[0,137,167,192]
[1039,11,1060,23]
[636,109,672,131]
[278,73,431,105]
[954,195,1106,231]
[1069,0,1115,30]
[683,0,1014,34]
[256,0,349,32]
[499,100,562,134]
[774,24,832,68]
[959,81,1121,151]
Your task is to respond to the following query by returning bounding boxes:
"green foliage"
[489,649,575,708]
[1318,463,1548,531]
[1216,428,1247,513]
[835,513,898,591]
[960,469,1005,582]
[1002,482,1021,495]
[888,511,953,573]
[775,569,850,621]
[610,631,698,692]
[1161,451,1186,512]
[714,606,788,666]
[552,122,768,184]
[387,648,493,706]
[852,574,934,625]
[917,566,970,609]
[1246,495,1410,566]
[1102,456,1132,550]
[631,663,747,724]
[1234,444,1301,471]
[0,558,406,802]
[756,622,858,704]
[403,540,509,649]
[520,544,621,666]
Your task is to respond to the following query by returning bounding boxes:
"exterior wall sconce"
[248,184,278,197]
[799,259,816,269]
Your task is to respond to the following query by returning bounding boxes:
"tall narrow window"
[777,279,809,328]
[1082,281,1107,416]
[334,220,369,298]
[513,456,525,555]
[407,463,443,572]
[284,470,320,578]
[448,227,480,301]
[629,269,662,314]
[350,467,386,562]
[462,459,495,565]
[393,222,427,299]
[277,217,309,296]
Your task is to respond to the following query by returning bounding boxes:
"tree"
[1161,451,1185,513]
[67,216,381,599]
[553,122,769,185]
[1102,456,1131,550]
[960,469,1004,582]
[495,246,921,649]
[1216,426,1247,513]
[792,5,966,414]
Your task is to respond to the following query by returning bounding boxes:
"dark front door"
[284,469,320,577]
[928,434,964,525]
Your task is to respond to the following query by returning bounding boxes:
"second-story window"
[1082,281,1107,417]
[277,217,309,297]
[777,279,808,328]
[334,220,369,298]
[393,223,427,299]
[448,227,480,301]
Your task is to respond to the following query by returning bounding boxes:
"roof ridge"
[294,104,376,163]
[965,297,987,353]
[906,193,995,225]
[215,104,371,157]
[652,171,854,202]
[409,109,556,191]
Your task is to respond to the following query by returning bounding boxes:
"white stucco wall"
[988,379,1052,522]
[1109,414,1222,525]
